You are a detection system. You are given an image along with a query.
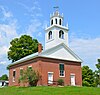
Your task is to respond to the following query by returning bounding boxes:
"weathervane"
[53,6,59,11]
[53,0,59,11]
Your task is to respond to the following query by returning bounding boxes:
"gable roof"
[40,43,82,62]
[8,52,38,67]
[8,43,82,67]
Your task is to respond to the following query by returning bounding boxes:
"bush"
[19,68,40,86]
[57,79,64,86]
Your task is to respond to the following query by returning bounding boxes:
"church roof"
[8,43,82,68]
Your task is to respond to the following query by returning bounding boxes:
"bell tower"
[45,9,69,50]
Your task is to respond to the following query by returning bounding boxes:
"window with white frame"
[48,31,52,40]
[28,66,32,70]
[55,18,57,24]
[59,19,62,25]
[51,19,53,25]
[13,70,16,82]
[59,30,64,39]
[59,63,65,77]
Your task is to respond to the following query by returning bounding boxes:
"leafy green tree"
[94,59,100,87]
[82,66,96,87]
[0,74,8,80]
[19,67,40,86]
[8,35,39,62]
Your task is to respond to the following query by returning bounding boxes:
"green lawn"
[0,86,100,95]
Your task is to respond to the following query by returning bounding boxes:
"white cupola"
[45,10,69,50]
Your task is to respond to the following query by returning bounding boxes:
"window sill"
[59,76,65,78]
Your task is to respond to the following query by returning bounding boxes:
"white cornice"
[41,43,83,63]
[45,24,69,31]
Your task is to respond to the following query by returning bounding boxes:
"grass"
[0,86,100,95]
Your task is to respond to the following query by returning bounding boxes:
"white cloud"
[26,19,42,36]
[0,46,8,56]
[0,5,13,20]
[17,0,44,38]
[0,22,18,50]
[37,32,42,37]
[69,35,100,70]
[0,61,7,65]
[17,0,42,17]
[0,6,18,67]
[4,11,12,18]
[0,1,44,76]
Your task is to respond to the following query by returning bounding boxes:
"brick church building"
[8,10,82,86]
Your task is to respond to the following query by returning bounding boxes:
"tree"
[94,59,100,87]
[82,66,96,87]
[8,35,39,62]
[0,74,8,80]
[19,67,40,86]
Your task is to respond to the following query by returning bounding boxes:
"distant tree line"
[82,59,100,87]
[0,74,8,80]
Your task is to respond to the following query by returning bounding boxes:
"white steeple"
[45,10,69,50]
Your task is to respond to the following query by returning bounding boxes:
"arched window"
[59,30,64,39]
[51,19,53,25]
[48,31,52,40]
[55,18,57,24]
[59,19,62,25]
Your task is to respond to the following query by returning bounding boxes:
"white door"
[70,75,75,86]
[48,72,53,84]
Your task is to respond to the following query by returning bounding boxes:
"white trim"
[20,68,23,70]
[46,39,54,43]
[59,70,65,77]
[70,73,75,75]
[59,63,65,77]
[48,72,54,84]
[45,24,68,31]
[28,65,32,68]
[48,72,54,74]
[70,74,75,86]
[59,63,64,65]
[41,43,82,62]
[13,77,15,82]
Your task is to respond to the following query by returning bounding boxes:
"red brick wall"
[9,59,40,86]
[9,57,82,86]
[40,57,82,86]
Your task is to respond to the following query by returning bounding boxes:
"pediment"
[40,43,82,62]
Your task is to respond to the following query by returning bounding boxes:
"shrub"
[19,68,40,86]
[57,79,64,86]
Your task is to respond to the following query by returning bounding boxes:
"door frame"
[70,73,75,86]
[48,72,53,84]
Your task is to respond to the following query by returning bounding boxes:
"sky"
[0,0,100,76]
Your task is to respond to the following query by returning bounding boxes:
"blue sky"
[0,0,100,76]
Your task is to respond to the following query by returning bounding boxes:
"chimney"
[38,43,42,53]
